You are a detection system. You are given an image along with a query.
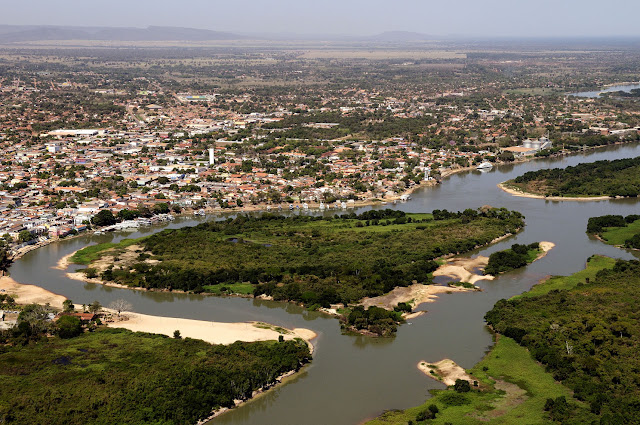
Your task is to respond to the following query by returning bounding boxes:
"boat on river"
[476,161,493,169]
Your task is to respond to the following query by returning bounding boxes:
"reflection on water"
[8,142,640,425]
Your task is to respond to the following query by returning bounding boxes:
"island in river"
[499,156,640,200]
[67,208,526,336]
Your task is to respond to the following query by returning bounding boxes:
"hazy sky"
[4,0,640,38]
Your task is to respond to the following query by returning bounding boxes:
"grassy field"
[600,219,640,245]
[516,255,615,299]
[366,336,585,425]
[70,238,140,265]
[203,282,255,295]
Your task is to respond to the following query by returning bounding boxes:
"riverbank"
[0,275,66,309]
[497,182,613,201]
[1,274,317,348]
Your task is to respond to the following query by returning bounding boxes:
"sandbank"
[0,275,66,309]
[537,241,555,259]
[498,182,612,201]
[361,283,474,311]
[418,358,473,386]
[108,312,316,348]
[433,256,494,285]
[52,251,75,270]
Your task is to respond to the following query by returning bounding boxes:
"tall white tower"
[208,148,215,166]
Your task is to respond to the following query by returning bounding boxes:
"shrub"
[440,392,471,406]
[454,379,471,393]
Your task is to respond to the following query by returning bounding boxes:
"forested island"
[484,242,543,275]
[501,156,640,198]
[367,254,636,424]
[587,214,640,249]
[71,208,525,336]
[0,316,311,425]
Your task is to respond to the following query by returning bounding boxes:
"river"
[567,82,640,98]
[8,143,640,425]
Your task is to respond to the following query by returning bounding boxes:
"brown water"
[9,143,640,425]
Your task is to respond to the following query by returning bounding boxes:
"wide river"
[9,143,640,425]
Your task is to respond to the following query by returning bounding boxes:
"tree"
[18,230,35,243]
[56,315,82,339]
[62,299,74,313]
[173,330,182,339]
[109,299,132,316]
[152,203,170,215]
[498,151,515,162]
[88,300,102,313]
[17,304,51,337]
[0,248,12,273]
[91,210,117,227]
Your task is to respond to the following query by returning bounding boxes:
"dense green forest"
[587,214,640,248]
[485,257,640,424]
[506,156,640,197]
[75,208,524,308]
[484,242,541,275]
[0,328,311,425]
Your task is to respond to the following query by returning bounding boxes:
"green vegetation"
[0,327,311,425]
[367,256,624,425]
[75,209,524,309]
[366,336,592,425]
[341,305,404,337]
[587,214,640,248]
[486,258,640,423]
[506,156,640,198]
[517,255,615,299]
[203,282,255,295]
[484,242,541,275]
[71,238,141,265]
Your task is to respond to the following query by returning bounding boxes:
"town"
[1,45,640,258]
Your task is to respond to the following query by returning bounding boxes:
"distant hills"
[0,25,244,43]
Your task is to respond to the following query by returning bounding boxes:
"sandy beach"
[1,274,317,347]
[108,312,316,348]
[432,241,554,283]
[418,358,472,386]
[497,182,612,201]
[0,275,66,309]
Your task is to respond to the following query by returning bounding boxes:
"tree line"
[509,156,640,198]
[485,259,640,423]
